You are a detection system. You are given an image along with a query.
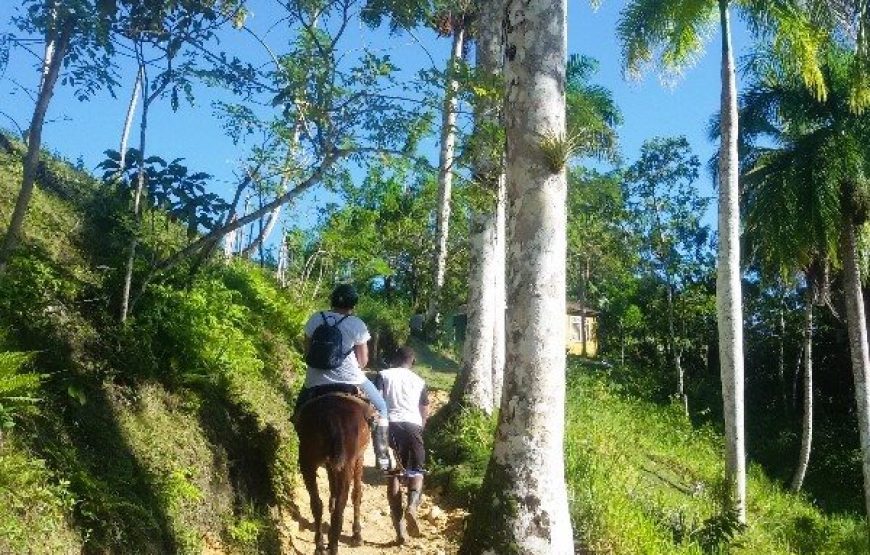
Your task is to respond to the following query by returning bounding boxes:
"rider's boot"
[372,419,392,471]
[388,485,407,545]
[404,476,423,538]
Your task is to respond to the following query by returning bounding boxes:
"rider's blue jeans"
[359,378,389,421]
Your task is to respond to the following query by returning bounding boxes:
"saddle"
[293,384,376,426]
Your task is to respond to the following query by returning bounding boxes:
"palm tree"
[459,0,573,550]
[737,47,870,511]
[618,0,830,522]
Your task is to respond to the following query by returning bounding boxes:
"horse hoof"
[350,534,363,547]
[313,547,326,555]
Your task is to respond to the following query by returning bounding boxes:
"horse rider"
[294,283,392,471]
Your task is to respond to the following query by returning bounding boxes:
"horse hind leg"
[327,466,338,514]
[328,470,351,555]
[351,456,363,547]
[301,461,326,555]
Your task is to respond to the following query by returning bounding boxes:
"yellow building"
[450,301,599,357]
[566,302,598,358]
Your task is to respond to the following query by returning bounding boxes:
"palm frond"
[618,0,717,80]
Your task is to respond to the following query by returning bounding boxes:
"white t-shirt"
[375,367,429,426]
[303,311,370,387]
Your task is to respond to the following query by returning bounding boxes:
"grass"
[409,335,459,391]
[565,360,869,554]
[425,356,868,553]
[0,139,306,552]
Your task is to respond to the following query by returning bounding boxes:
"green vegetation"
[427,406,496,506]
[566,361,867,554]
[0,143,307,553]
[427,359,869,553]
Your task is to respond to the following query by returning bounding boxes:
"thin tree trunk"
[451,211,497,413]
[426,25,466,325]
[841,219,870,520]
[0,22,72,272]
[716,0,747,523]
[460,0,573,550]
[779,294,787,409]
[668,283,689,416]
[120,59,150,323]
[791,290,814,492]
[117,69,142,175]
[579,260,588,357]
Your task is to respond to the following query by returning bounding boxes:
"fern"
[0,351,42,430]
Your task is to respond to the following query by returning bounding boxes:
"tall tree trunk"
[0,22,72,272]
[117,69,142,175]
[460,0,573,550]
[452,0,506,412]
[491,175,506,409]
[791,289,814,492]
[426,25,466,325]
[716,0,747,523]
[120,61,150,323]
[451,211,497,413]
[841,219,870,520]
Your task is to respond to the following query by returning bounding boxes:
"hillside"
[0,140,307,553]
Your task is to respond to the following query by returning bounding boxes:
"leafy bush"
[426,407,496,506]
[356,296,412,366]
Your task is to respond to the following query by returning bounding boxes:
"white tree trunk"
[276,235,288,285]
[120,58,150,323]
[0,22,72,271]
[460,0,573,550]
[117,69,142,175]
[841,220,870,519]
[791,291,813,492]
[426,26,466,324]
[491,175,506,409]
[453,211,497,413]
[716,0,747,524]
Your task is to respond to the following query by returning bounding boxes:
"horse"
[295,392,373,555]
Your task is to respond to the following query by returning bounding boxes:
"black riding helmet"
[330,283,359,309]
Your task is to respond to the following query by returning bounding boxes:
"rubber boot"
[405,488,422,538]
[372,422,392,471]
[388,487,407,545]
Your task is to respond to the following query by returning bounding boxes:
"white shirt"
[375,367,429,426]
[303,311,370,387]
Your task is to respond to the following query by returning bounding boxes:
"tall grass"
[566,361,868,554]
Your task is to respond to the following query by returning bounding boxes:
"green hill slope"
[0,140,308,553]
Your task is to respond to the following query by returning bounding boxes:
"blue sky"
[0,1,752,245]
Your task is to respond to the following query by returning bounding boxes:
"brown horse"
[296,393,372,555]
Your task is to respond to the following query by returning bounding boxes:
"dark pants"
[389,421,425,472]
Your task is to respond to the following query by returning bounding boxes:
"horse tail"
[326,414,347,470]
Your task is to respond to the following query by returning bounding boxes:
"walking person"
[374,346,430,543]
[294,283,392,471]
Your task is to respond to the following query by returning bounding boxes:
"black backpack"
[306,312,352,370]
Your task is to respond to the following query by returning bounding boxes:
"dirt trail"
[283,392,467,555]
